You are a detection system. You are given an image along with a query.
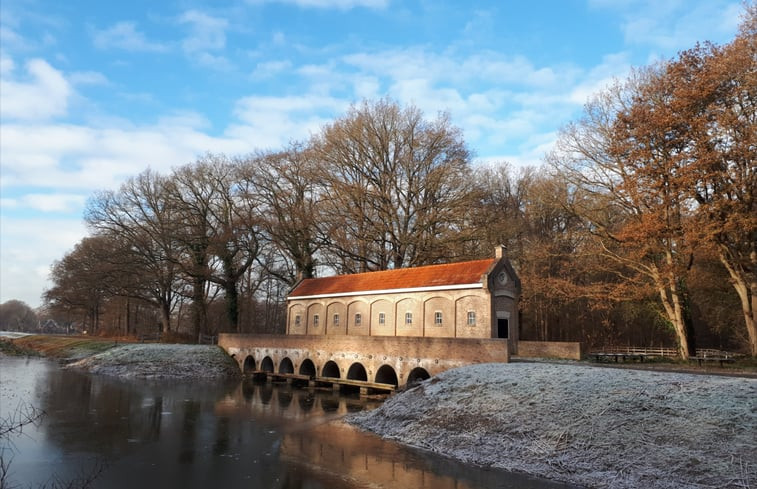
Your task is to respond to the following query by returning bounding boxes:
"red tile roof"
[289,258,497,298]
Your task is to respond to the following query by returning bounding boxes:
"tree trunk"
[191,277,207,338]
[225,281,239,333]
[159,300,171,334]
[719,249,757,357]
[654,261,693,358]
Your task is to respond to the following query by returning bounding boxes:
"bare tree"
[312,98,476,273]
[169,155,264,333]
[669,7,757,355]
[43,236,127,334]
[238,145,321,283]
[0,300,38,332]
[85,170,182,334]
[550,70,698,357]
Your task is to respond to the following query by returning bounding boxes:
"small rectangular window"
[435,311,443,325]
[333,314,340,326]
[295,315,301,326]
[313,314,319,326]
[405,312,413,325]
[355,313,362,325]
[378,312,386,325]
[467,311,476,326]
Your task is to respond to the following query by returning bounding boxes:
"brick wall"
[219,333,510,385]
[516,340,583,360]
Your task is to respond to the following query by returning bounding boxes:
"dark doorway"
[407,367,430,386]
[497,318,509,339]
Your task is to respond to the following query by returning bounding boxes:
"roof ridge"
[289,257,498,298]
[307,257,495,281]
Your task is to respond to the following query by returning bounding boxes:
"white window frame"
[405,312,413,325]
[355,313,362,326]
[434,311,443,325]
[467,311,476,326]
[333,314,340,326]
[378,312,386,325]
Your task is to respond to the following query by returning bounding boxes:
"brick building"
[286,246,521,353]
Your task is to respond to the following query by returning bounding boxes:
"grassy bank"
[1,334,241,380]
[1,334,120,360]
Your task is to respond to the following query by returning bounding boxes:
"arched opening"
[321,360,340,378]
[279,357,294,374]
[407,367,431,386]
[243,355,256,373]
[299,358,316,378]
[346,362,368,381]
[375,365,399,386]
[260,356,274,373]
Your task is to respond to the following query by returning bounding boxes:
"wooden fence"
[592,346,738,359]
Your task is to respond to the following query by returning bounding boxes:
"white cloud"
[566,52,631,105]
[251,60,293,79]
[92,21,169,52]
[17,193,88,212]
[0,117,251,191]
[69,71,108,85]
[179,10,227,51]
[0,55,14,75]
[0,216,88,308]
[247,0,388,9]
[0,58,72,120]
[229,94,348,147]
[0,24,26,50]
[591,0,743,50]
[178,10,231,69]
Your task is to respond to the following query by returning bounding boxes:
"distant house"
[286,246,521,353]
[39,318,67,334]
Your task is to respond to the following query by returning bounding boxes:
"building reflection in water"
[216,380,570,489]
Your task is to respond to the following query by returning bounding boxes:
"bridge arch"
[243,355,256,373]
[260,356,274,373]
[279,357,294,374]
[347,362,368,381]
[299,358,316,377]
[322,360,340,378]
[375,364,399,386]
[407,367,430,385]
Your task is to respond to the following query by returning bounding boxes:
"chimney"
[495,245,506,259]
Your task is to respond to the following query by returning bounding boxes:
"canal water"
[0,355,577,489]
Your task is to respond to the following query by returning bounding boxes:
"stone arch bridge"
[219,334,509,393]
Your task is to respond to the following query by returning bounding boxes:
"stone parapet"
[219,333,509,386]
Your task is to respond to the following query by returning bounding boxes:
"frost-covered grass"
[67,344,241,380]
[348,363,757,489]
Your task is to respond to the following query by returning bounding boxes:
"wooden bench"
[137,332,162,343]
[590,352,648,363]
[689,355,736,367]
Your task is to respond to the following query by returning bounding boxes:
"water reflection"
[1,356,578,489]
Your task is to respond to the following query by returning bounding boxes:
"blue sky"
[0,0,746,308]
